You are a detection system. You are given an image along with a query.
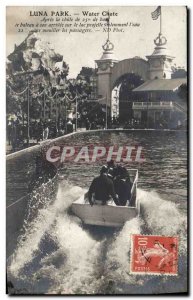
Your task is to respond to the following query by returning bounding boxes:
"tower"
[146,7,175,79]
[146,33,175,79]
[95,18,119,114]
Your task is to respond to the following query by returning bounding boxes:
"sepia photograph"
[6,5,188,295]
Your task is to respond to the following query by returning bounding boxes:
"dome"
[100,50,117,60]
[152,45,169,56]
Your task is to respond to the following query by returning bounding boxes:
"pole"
[76,95,78,131]
[27,78,30,146]
[160,7,162,34]
[106,95,108,130]
[147,99,149,129]
[107,11,110,41]
[65,97,67,134]
[55,96,58,130]
[43,90,45,120]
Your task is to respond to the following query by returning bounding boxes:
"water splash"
[7,185,187,294]
[40,214,101,294]
[98,217,143,294]
[8,181,84,277]
[138,189,187,254]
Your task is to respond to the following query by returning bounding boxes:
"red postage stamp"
[130,235,178,275]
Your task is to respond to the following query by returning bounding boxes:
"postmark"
[130,235,178,275]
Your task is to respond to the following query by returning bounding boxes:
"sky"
[6,6,187,78]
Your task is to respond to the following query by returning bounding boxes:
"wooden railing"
[133,101,173,109]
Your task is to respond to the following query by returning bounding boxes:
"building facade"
[95,24,187,128]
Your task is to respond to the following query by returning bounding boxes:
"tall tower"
[95,18,119,114]
[146,7,175,79]
[146,33,175,79]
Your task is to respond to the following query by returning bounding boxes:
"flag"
[105,16,110,25]
[106,11,110,24]
[151,6,161,20]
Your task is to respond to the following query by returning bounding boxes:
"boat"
[70,169,140,227]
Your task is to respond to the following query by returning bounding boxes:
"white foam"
[138,189,187,254]
[8,185,187,294]
[40,214,101,294]
[105,217,142,285]
[8,181,84,277]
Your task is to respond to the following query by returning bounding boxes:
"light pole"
[43,88,46,121]
[105,95,108,130]
[65,97,67,133]
[146,99,149,129]
[14,71,35,147]
[55,94,58,130]
[74,79,81,132]
[27,77,30,146]
[75,94,78,131]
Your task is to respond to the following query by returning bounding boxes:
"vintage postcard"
[6,6,188,295]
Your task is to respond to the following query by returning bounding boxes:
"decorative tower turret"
[95,16,119,113]
[146,6,175,79]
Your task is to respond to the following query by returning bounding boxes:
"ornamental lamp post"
[14,71,35,147]
[21,73,32,147]
[75,78,82,132]
[27,77,30,146]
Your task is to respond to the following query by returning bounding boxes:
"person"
[7,120,12,145]
[36,121,43,142]
[114,166,131,206]
[107,159,115,169]
[85,118,90,130]
[107,167,114,180]
[43,124,49,140]
[66,119,73,133]
[106,159,118,179]
[10,120,17,152]
[88,166,119,206]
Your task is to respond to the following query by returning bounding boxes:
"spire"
[152,33,168,56]
[151,6,168,55]
[154,33,167,47]
[147,7,175,79]
[102,39,114,52]
[100,13,115,60]
[102,14,114,52]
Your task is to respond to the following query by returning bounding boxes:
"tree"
[177,84,187,103]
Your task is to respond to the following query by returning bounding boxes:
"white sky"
[6,6,187,78]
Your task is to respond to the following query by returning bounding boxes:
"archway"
[95,56,149,122]
[111,73,145,121]
[111,58,149,89]
[109,58,149,123]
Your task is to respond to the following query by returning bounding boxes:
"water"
[7,130,188,294]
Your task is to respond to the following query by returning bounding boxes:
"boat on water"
[70,169,140,227]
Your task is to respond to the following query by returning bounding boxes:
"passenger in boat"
[107,159,115,169]
[114,166,131,206]
[88,166,119,206]
[107,159,118,179]
[107,167,114,180]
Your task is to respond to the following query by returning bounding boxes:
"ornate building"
[95,20,187,128]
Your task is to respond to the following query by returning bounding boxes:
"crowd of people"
[87,160,132,207]
[7,110,182,153]
[6,118,73,152]
[77,114,171,130]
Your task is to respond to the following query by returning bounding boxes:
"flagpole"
[107,11,110,41]
[106,95,108,130]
